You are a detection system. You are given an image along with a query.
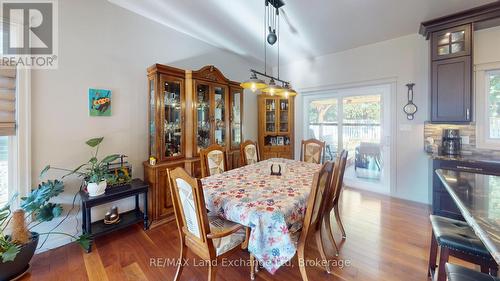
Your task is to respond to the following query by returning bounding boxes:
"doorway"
[303,84,393,194]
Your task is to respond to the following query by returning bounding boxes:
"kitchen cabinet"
[431,158,500,220]
[431,56,471,122]
[431,24,471,61]
[429,24,472,123]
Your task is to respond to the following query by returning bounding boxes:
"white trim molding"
[15,67,32,199]
[475,61,500,150]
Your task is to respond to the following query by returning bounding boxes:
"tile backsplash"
[424,122,500,156]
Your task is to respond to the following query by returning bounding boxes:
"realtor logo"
[1,0,58,69]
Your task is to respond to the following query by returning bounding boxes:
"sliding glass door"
[304,84,392,193]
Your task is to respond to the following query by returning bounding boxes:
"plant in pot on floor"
[42,137,120,197]
[0,179,91,280]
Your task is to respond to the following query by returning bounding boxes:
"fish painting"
[89,89,112,116]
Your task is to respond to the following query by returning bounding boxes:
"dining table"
[201,158,322,274]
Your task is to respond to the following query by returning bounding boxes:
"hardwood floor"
[19,188,468,281]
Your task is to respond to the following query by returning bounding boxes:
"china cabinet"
[258,95,294,160]
[143,64,243,228]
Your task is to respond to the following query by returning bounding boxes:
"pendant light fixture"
[261,78,284,95]
[240,72,267,92]
[240,0,297,98]
[280,82,297,98]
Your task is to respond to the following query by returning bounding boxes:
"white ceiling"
[109,0,497,65]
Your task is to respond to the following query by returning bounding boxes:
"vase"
[0,232,39,281]
[87,180,107,197]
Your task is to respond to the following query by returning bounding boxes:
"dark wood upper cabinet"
[431,56,471,122]
[421,2,500,123]
[429,24,472,123]
[431,24,471,61]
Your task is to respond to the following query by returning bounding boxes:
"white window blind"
[0,69,16,136]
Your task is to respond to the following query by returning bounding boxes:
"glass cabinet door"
[265,98,277,133]
[432,24,470,60]
[196,83,211,152]
[279,99,289,133]
[230,88,242,149]
[161,76,183,160]
[213,86,227,146]
[149,77,157,158]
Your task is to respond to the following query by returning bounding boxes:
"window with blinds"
[0,69,16,136]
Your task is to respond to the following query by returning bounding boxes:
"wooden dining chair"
[200,144,228,178]
[300,139,326,164]
[167,167,249,281]
[323,150,349,256]
[250,162,336,280]
[295,161,336,279]
[240,140,260,166]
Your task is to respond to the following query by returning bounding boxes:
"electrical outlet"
[461,135,470,145]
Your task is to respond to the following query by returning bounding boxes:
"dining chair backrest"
[300,139,326,164]
[168,167,215,259]
[301,161,335,238]
[332,150,349,206]
[200,144,228,178]
[240,140,260,166]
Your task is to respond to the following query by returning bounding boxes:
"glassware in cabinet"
[161,76,183,159]
[214,86,227,146]
[230,88,242,149]
[279,99,289,133]
[149,78,157,158]
[196,83,211,152]
[265,99,276,133]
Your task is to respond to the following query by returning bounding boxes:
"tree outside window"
[489,72,500,139]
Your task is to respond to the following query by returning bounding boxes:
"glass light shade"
[279,84,297,98]
[240,73,267,92]
[261,79,285,95]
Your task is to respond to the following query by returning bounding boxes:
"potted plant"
[42,137,120,197]
[0,179,90,280]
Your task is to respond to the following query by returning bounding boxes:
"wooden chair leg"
[437,247,449,281]
[428,231,438,277]
[242,227,251,250]
[315,230,331,274]
[334,205,346,239]
[174,245,187,281]
[250,254,256,280]
[323,214,339,257]
[480,263,489,274]
[208,262,218,281]
[297,243,309,281]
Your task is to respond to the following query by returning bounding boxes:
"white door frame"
[299,80,398,196]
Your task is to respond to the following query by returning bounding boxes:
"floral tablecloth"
[201,158,321,273]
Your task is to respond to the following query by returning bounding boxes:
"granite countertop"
[430,153,500,164]
[436,169,500,264]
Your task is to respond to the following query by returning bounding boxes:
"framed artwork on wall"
[89,88,112,116]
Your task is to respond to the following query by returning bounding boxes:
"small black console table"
[79,179,149,252]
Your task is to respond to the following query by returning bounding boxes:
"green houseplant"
[42,137,120,197]
[0,179,90,280]
[0,137,117,279]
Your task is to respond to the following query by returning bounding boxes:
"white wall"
[475,26,500,65]
[30,0,258,251]
[277,34,431,204]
